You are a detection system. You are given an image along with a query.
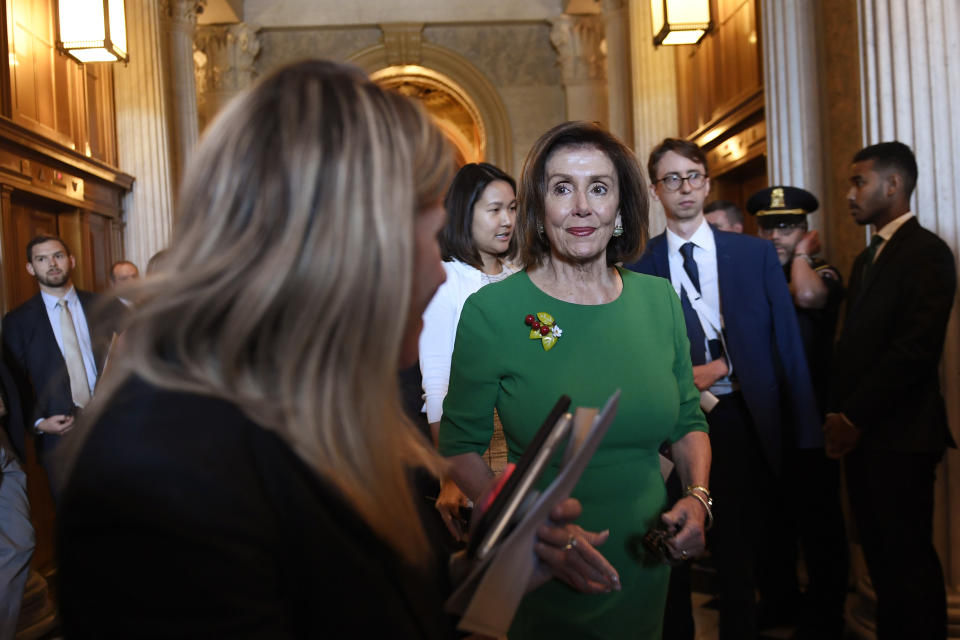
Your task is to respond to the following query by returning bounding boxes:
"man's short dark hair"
[853,141,918,199]
[26,235,70,262]
[517,121,649,267]
[109,260,139,283]
[647,138,709,184]
[704,200,744,226]
[440,163,517,269]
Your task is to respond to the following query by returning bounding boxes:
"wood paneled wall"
[676,0,762,140]
[5,0,118,165]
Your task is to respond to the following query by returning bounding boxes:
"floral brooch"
[524,312,563,351]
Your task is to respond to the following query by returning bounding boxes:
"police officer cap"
[746,186,819,229]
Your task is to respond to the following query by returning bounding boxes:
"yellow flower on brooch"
[523,312,563,351]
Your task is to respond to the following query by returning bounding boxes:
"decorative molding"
[194,23,262,94]
[380,23,425,66]
[159,0,208,28]
[348,41,513,175]
[549,14,607,85]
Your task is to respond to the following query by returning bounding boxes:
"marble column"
[113,0,176,271]
[626,0,678,235]
[856,0,960,637]
[601,0,633,146]
[549,14,609,127]
[194,22,261,131]
[159,0,205,187]
[762,0,825,234]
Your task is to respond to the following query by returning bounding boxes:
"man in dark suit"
[826,141,956,639]
[0,359,33,639]
[2,235,120,496]
[626,138,821,640]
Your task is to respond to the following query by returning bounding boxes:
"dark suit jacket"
[626,227,822,469]
[831,216,956,453]
[2,290,121,455]
[58,377,458,639]
[0,359,26,461]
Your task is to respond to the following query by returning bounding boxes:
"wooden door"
[708,154,767,237]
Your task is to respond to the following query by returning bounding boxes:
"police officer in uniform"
[747,186,848,639]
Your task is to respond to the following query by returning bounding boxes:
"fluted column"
[113,0,175,271]
[856,1,960,637]
[549,14,608,126]
[159,0,204,187]
[194,23,261,131]
[601,0,633,145]
[627,0,678,235]
[762,0,825,233]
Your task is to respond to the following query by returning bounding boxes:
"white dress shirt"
[665,219,733,394]
[872,211,915,261]
[39,286,98,394]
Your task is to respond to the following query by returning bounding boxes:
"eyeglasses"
[655,172,708,192]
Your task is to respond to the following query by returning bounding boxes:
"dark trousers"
[845,446,946,640]
[662,469,695,640]
[705,391,773,640]
[787,448,848,638]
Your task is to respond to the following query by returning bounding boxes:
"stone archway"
[348,32,514,175]
[371,66,484,168]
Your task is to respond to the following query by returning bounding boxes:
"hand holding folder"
[445,390,622,637]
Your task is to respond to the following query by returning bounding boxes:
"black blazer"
[0,358,26,460]
[831,217,957,452]
[58,378,458,639]
[2,290,120,425]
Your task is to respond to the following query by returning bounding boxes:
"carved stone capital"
[550,14,606,85]
[380,23,425,66]
[159,0,207,29]
[600,0,626,13]
[194,23,262,94]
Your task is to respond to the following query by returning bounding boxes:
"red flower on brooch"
[523,312,563,351]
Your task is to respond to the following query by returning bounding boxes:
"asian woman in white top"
[419,162,518,538]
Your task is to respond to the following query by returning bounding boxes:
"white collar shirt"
[665,218,721,342]
[872,211,915,261]
[40,286,98,393]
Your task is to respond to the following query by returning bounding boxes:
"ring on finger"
[680,549,688,560]
[564,535,577,551]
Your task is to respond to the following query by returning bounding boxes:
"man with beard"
[2,235,121,496]
[828,141,956,638]
[747,186,849,639]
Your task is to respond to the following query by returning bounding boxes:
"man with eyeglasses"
[747,186,848,639]
[627,138,820,640]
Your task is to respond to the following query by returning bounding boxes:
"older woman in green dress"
[439,121,712,639]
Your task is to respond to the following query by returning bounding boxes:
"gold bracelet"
[684,486,714,530]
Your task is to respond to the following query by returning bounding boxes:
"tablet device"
[467,395,573,560]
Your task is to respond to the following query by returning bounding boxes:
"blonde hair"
[74,60,452,566]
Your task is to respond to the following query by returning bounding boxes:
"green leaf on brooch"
[530,328,542,340]
[541,334,557,351]
[536,312,555,325]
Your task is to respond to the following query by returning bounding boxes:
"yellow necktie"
[58,298,92,407]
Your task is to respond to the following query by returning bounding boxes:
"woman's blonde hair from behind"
[71,60,452,566]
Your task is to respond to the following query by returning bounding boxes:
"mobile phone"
[466,395,573,560]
